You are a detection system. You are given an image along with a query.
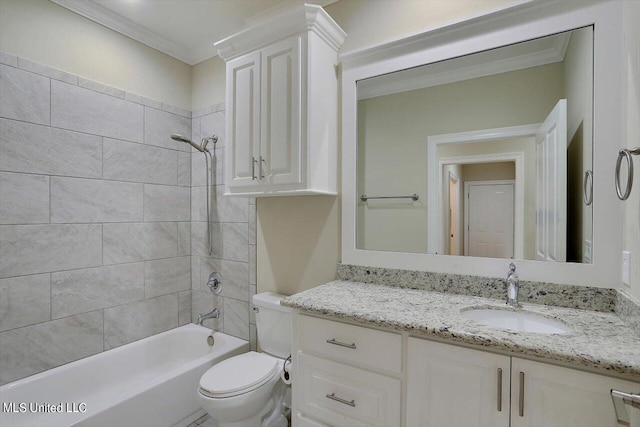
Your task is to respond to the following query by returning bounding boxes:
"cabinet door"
[226,51,261,188]
[511,358,639,427]
[260,36,302,186]
[407,338,510,427]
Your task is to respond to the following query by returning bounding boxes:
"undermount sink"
[461,307,572,334]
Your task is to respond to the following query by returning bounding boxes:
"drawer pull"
[326,393,356,407]
[519,371,525,417]
[497,368,502,412]
[326,338,357,349]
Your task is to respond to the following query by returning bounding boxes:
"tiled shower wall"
[0,53,255,385]
[190,106,257,350]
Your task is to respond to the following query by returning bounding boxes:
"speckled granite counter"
[282,281,640,381]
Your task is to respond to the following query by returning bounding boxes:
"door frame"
[446,171,460,256]
[464,179,516,257]
[427,124,538,258]
[437,152,526,259]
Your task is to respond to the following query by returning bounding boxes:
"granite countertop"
[282,281,640,381]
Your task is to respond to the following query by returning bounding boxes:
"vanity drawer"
[295,412,330,427]
[296,314,401,373]
[297,353,401,427]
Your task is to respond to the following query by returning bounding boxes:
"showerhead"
[171,134,206,152]
[170,134,218,152]
[170,134,191,144]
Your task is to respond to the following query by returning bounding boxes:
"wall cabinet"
[215,4,346,197]
[407,338,639,427]
[293,314,639,427]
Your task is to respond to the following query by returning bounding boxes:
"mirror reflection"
[356,27,593,263]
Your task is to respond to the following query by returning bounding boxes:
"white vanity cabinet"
[215,4,346,197]
[292,314,639,427]
[406,338,510,427]
[510,358,638,427]
[407,337,639,427]
[292,314,402,427]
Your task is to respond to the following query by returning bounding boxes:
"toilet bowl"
[198,352,284,427]
[198,292,292,427]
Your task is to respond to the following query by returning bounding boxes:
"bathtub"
[0,324,249,427]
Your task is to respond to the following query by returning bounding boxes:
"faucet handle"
[207,272,222,294]
[508,263,516,273]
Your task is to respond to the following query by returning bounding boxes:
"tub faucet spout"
[506,263,520,307]
[197,308,220,326]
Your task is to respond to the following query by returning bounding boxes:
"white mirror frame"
[341,0,624,286]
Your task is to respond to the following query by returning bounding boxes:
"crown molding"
[357,32,571,100]
[339,0,563,68]
[214,3,346,61]
[50,0,201,65]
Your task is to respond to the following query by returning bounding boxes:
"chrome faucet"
[506,263,520,307]
[197,308,220,326]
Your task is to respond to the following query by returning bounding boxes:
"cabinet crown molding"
[214,3,346,61]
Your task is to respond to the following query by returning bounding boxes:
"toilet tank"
[252,292,292,358]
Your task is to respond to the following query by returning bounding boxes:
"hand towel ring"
[583,170,593,206]
[616,148,640,201]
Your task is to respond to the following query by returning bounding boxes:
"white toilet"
[198,292,292,427]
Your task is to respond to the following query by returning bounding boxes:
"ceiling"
[50,0,337,65]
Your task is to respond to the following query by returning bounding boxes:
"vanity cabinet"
[407,338,639,427]
[406,338,510,427]
[292,314,639,427]
[293,314,402,427]
[510,358,638,427]
[215,4,346,197]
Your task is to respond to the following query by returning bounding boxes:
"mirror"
[356,27,593,263]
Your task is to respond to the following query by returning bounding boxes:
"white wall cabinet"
[293,314,639,427]
[407,337,639,427]
[215,4,346,197]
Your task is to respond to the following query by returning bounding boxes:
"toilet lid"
[199,352,279,398]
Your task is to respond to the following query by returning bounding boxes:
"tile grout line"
[49,273,53,322]
[0,116,192,156]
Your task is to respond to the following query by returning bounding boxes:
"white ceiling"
[50,0,337,65]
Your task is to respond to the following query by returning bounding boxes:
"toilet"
[198,292,292,427]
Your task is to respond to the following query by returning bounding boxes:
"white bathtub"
[0,324,249,427]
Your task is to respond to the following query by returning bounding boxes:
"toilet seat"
[199,352,279,399]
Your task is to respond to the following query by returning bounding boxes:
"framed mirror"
[356,27,593,264]
[341,0,624,286]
